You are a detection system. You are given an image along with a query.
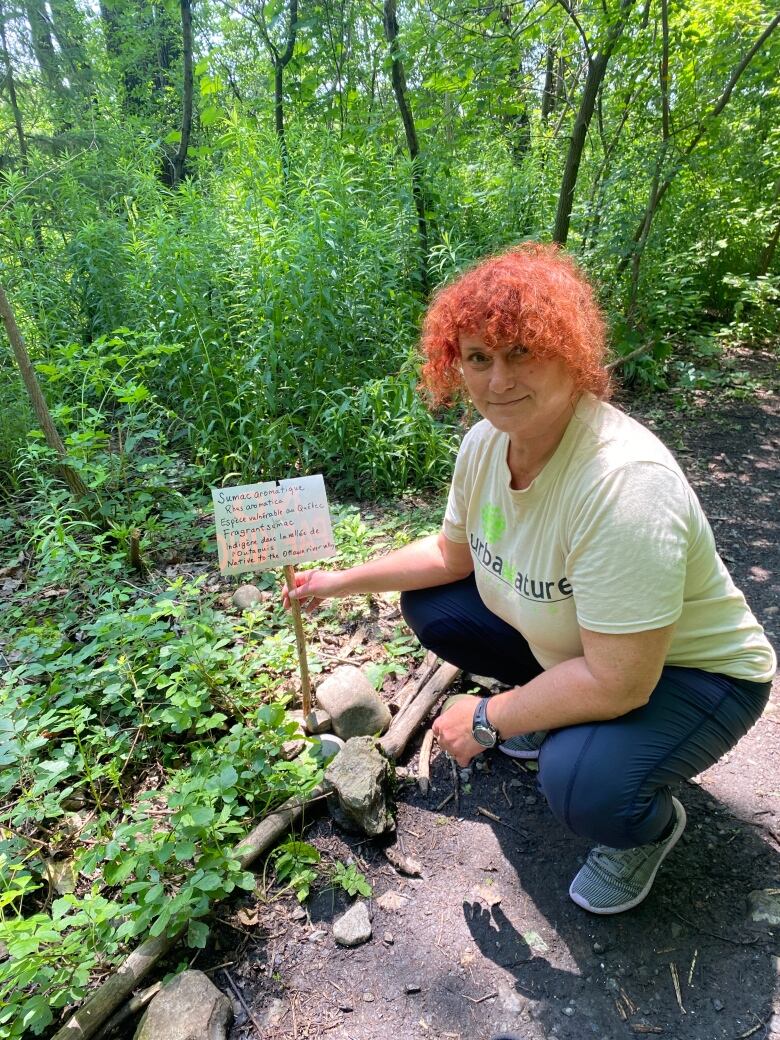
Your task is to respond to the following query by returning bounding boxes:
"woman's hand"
[432,694,485,767]
[282,569,343,612]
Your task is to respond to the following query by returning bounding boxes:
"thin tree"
[617,11,780,300]
[552,0,637,245]
[0,2,28,166]
[383,0,429,292]
[166,0,194,187]
[252,0,299,179]
[0,285,90,501]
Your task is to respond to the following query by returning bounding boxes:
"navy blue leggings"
[401,576,771,848]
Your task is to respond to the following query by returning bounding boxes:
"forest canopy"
[0,0,778,497]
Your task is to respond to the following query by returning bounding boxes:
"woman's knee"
[538,727,658,848]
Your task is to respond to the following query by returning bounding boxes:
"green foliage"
[331,860,372,898]
[273,840,321,902]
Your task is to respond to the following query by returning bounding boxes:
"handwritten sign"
[212,475,336,575]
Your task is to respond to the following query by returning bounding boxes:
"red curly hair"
[420,242,610,406]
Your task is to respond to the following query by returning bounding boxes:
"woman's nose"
[489,357,516,391]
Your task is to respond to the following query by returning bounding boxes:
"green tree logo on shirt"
[481,503,506,542]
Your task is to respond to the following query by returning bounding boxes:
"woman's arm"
[433,624,674,766]
[282,532,474,609]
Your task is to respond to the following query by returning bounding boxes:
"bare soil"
[206,353,780,1040]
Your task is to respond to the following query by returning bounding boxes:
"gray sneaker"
[498,730,548,760]
[569,797,687,914]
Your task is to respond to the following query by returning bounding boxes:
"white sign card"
[212,475,336,575]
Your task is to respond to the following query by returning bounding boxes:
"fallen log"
[52,785,326,1040]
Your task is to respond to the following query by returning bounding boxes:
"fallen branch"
[417,729,435,796]
[52,784,326,1040]
[379,662,461,760]
[93,982,161,1039]
[390,650,438,714]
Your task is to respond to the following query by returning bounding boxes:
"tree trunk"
[168,0,193,187]
[383,0,429,292]
[552,0,636,245]
[0,285,90,501]
[541,46,556,122]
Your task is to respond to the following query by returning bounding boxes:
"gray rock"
[231,584,262,610]
[748,888,780,925]
[325,736,394,836]
[289,708,332,734]
[134,970,232,1040]
[333,901,372,947]
[316,665,391,739]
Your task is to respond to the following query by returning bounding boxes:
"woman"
[283,243,775,916]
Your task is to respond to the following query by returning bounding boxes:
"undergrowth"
[0,448,441,1037]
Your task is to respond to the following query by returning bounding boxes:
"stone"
[497,981,524,1014]
[362,992,375,1002]
[315,666,391,740]
[383,931,394,944]
[384,846,422,876]
[231,585,262,610]
[333,901,372,947]
[562,1007,575,1017]
[748,888,780,925]
[324,736,394,836]
[260,999,285,1029]
[310,733,345,762]
[712,999,725,1012]
[289,708,332,734]
[376,891,410,913]
[134,970,232,1040]
[592,942,606,955]
[671,922,683,938]
[405,983,421,994]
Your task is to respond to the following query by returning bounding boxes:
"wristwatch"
[472,697,499,748]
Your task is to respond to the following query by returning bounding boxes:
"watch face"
[473,724,497,748]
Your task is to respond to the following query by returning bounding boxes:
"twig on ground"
[435,792,454,811]
[463,991,497,1004]
[476,806,527,837]
[450,756,460,812]
[222,969,265,1035]
[687,948,698,986]
[501,781,512,808]
[735,1016,766,1039]
[669,908,760,947]
[669,962,686,1014]
[417,728,435,796]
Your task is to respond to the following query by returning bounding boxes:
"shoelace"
[589,843,653,878]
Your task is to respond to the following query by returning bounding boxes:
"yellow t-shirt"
[443,394,776,682]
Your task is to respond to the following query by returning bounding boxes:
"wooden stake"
[283,564,312,717]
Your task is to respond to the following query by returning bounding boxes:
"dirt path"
[215,362,779,1040]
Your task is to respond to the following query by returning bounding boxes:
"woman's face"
[458,332,579,441]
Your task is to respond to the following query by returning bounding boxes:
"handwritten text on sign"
[212,475,336,575]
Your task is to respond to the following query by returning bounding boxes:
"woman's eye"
[467,353,489,365]
[509,347,528,360]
